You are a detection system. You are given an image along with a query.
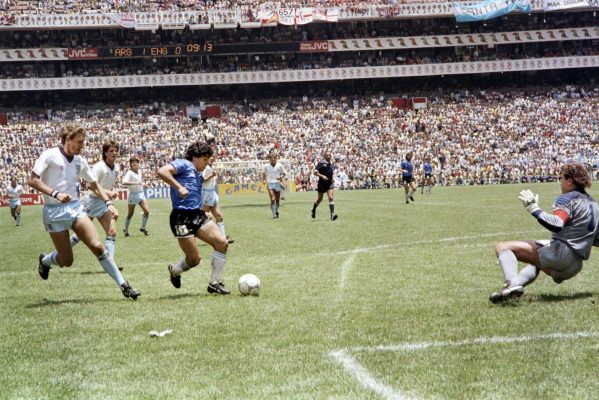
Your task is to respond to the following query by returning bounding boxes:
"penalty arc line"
[335,229,543,255]
[330,331,599,400]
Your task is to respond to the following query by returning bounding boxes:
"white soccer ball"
[238,274,260,296]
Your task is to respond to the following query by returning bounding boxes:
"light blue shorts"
[83,195,109,219]
[267,182,282,192]
[9,199,21,209]
[128,191,146,205]
[202,190,219,207]
[43,201,87,233]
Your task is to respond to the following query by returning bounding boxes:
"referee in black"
[311,150,338,221]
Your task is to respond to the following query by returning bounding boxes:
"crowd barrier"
[0,181,297,207]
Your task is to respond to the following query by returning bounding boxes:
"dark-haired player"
[157,141,230,295]
[311,150,338,221]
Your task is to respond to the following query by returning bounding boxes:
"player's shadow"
[156,293,204,301]
[530,292,594,303]
[26,297,111,308]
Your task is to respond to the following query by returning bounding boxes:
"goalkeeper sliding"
[489,163,599,303]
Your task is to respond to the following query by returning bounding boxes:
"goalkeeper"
[490,163,599,303]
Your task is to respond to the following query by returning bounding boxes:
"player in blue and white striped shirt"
[490,163,599,303]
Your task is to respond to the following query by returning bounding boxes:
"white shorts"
[267,182,282,192]
[83,195,109,219]
[202,190,219,207]
[128,191,146,205]
[9,199,21,209]
[43,200,87,233]
[537,239,583,283]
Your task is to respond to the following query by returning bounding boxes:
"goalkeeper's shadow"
[527,291,595,303]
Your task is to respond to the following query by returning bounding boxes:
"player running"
[311,150,338,221]
[157,141,230,295]
[6,177,24,226]
[263,152,286,219]
[30,124,140,300]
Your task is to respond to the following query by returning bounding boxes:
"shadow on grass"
[77,271,106,275]
[156,293,205,301]
[224,199,314,208]
[26,297,112,308]
[489,292,594,307]
[528,292,595,303]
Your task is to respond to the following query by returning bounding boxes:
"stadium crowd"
[2,85,598,193]
[1,12,594,49]
[0,0,524,15]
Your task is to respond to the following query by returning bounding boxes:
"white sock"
[171,256,189,275]
[217,221,226,237]
[210,251,226,283]
[514,264,539,287]
[498,250,519,285]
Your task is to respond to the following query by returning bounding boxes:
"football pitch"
[2,183,599,400]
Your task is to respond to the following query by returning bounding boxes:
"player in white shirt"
[69,140,121,268]
[262,152,286,218]
[29,124,140,300]
[202,155,234,244]
[122,157,150,236]
[6,177,24,226]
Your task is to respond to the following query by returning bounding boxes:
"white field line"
[335,229,543,255]
[330,349,411,400]
[330,331,599,400]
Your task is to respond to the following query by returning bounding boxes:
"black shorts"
[317,181,333,193]
[402,176,414,184]
[169,208,210,238]
[424,173,432,179]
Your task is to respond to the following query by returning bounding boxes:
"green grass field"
[2,183,599,400]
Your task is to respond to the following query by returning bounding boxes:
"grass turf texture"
[1,183,599,400]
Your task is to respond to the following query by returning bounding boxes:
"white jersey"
[264,162,286,184]
[7,184,24,200]
[123,170,143,193]
[202,165,216,191]
[90,161,119,199]
[32,147,96,205]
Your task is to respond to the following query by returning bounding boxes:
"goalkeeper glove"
[518,189,540,214]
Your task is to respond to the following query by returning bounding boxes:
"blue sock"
[124,217,131,233]
[70,234,80,247]
[271,204,276,217]
[15,215,20,225]
[98,250,125,285]
[141,214,148,230]
[105,235,116,260]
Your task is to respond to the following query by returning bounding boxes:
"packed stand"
[1,85,598,193]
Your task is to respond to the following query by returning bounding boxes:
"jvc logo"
[299,42,329,52]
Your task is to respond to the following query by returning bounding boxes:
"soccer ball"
[238,274,260,296]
